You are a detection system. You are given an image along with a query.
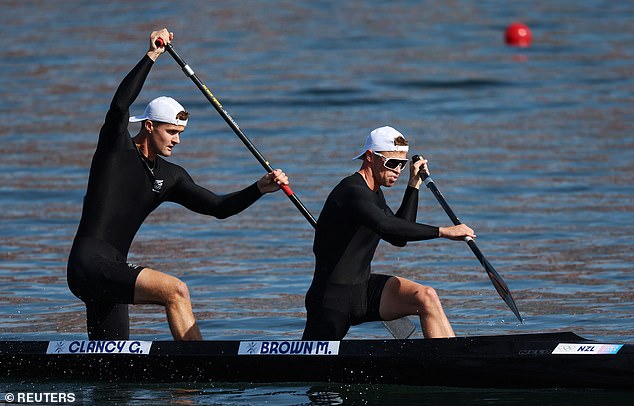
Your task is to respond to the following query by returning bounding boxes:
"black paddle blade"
[384,318,416,339]
[472,242,523,323]
[412,155,523,323]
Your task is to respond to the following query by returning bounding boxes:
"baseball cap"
[129,96,189,126]
[353,126,409,159]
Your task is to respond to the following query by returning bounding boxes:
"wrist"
[146,50,161,61]
[256,179,268,195]
[408,180,422,189]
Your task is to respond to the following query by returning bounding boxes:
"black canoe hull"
[1,332,632,389]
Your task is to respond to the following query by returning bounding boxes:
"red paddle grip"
[155,37,165,47]
[280,184,294,196]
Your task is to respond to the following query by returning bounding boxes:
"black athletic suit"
[302,173,440,340]
[67,55,262,339]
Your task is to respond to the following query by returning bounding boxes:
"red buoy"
[505,22,532,47]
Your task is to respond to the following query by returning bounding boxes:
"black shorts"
[67,237,144,304]
[302,273,393,340]
[67,237,145,340]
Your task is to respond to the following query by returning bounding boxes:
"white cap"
[353,126,409,159]
[129,96,188,126]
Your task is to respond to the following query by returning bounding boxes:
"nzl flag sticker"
[46,340,153,355]
[552,343,623,355]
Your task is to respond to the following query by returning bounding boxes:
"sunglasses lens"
[384,158,407,170]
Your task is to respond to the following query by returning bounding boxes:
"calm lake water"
[1,0,633,403]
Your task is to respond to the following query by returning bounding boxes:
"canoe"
[1,332,632,389]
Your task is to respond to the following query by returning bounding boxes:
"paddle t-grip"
[411,154,429,180]
[155,37,165,47]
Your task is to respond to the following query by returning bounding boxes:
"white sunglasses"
[372,151,408,171]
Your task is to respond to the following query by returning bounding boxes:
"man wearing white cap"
[302,126,475,340]
[67,29,288,341]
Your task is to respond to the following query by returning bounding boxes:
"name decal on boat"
[238,340,340,355]
[46,340,153,355]
[552,343,623,355]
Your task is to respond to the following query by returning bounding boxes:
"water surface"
[1,0,632,403]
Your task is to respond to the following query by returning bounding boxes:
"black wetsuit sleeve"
[345,184,439,247]
[167,170,263,219]
[395,186,419,222]
[98,55,154,151]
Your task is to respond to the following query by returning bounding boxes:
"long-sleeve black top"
[312,173,439,286]
[74,55,261,257]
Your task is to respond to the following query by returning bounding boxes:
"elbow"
[375,222,408,247]
[213,211,231,220]
[213,208,235,220]
[188,205,232,219]
[388,239,407,247]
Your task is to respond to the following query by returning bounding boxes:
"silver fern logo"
[152,179,163,193]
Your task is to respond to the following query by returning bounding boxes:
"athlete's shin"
[415,287,455,339]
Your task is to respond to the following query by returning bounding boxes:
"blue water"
[1,0,633,403]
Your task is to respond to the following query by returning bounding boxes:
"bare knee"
[134,268,193,307]
[413,286,442,313]
[166,279,192,306]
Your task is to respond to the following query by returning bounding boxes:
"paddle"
[156,38,416,339]
[412,155,523,323]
